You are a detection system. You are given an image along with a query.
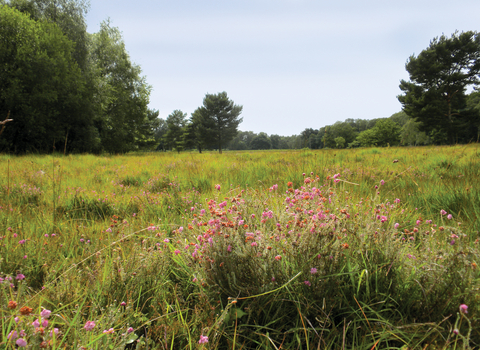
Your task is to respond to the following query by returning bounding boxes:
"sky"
[85,0,480,136]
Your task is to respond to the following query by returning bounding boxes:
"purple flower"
[460,304,468,314]
[199,335,209,344]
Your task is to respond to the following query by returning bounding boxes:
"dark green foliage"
[0,4,159,154]
[398,31,480,144]
[89,20,158,153]
[250,132,272,150]
[194,92,243,153]
[0,5,92,153]
[57,196,115,220]
[164,110,186,152]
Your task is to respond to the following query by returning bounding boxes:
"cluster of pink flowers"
[84,321,96,331]
[199,335,209,344]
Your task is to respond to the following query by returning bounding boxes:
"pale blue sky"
[86,0,480,136]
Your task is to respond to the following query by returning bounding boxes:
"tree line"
[155,31,480,152]
[2,1,480,154]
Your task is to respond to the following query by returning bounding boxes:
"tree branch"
[0,111,14,137]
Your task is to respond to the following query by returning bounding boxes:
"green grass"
[0,145,479,349]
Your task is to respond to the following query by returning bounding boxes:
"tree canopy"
[194,92,243,154]
[0,3,158,153]
[398,31,480,144]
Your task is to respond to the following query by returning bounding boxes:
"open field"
[1,145,479,349]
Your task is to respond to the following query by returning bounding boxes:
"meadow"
[0,145,479,349]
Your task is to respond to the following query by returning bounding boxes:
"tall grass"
[0,145,479,349]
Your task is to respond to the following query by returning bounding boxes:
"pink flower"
[42,319,49,327]
[127,327,134,334]
[275,255,282,261]
[16,338,28,347]
[32,318,40,327]
[178,226,184,233]
[380,179,385,185]
[310,268,317,274]
[394,223,400,229]
[440,209,447,216]
[103,328,114,334]
[460,304,468,314]
[84,320,96,331]
[304,280,311,286]
[199,335,209,344]
[447,214,453,220]
[174,249,181,255]
[215,184,221,191]
[41,309,51,318]
[8,330,18,339]
[227,245,232,252]
[50,328,59,337]
[380,216,388,223]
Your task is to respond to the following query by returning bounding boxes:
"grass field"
[1,145,479,349]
